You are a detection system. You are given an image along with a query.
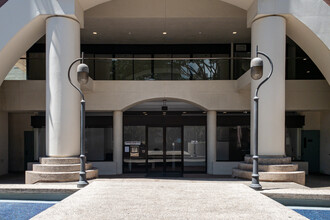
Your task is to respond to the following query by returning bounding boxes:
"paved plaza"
[32,178,307,220]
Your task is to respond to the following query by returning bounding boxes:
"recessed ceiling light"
[233,32,237,35]
[163,31,167,35]
[92,32,98,35]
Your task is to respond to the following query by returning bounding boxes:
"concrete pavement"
[32,178,306,220]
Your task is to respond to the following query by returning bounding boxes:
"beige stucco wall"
[286,80,330,111]
[1,80,329,112]
[302,112,321,130]
[85,81,250,111]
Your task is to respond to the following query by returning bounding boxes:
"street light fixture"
[68,52,89,188]
[249,46,274,190]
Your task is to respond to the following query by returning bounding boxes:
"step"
[32,163,93,172]
[232,168,305,185]
[237,162,298,172]
[25,169,99,184]
[244,155,291,165]
[40,157,81,165]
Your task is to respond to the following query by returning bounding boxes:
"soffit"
[82,0,251,44]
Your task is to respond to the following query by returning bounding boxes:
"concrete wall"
[0,81,45,111]
[213,162,239,175]
[286,81,330,111]
[320,111,330,175]
[92,162,116,175]
[1,80,329,112]
[302,112,321,130]
[0,112,8,175]
[8,113,34,172]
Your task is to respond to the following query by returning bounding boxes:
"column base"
[232,155,305,185]
[25,157,98,184]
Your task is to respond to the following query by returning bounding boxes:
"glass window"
[233,52,250,79]
[154,54,171,80]
[191,54,212,80]
[5,56,27,80]
[85,128,113,161]
[123,126,147,173]
[285,128,301,160]
[172,54,191,80]
[211,54,230,80]
[114,54,133,80]
[84,54,95,80]
[134,54,152,80]
[28,53,45,80]
[216,126,250,161]
[286,37,324,79]
[184,126,206,172]
[95,54,113,80]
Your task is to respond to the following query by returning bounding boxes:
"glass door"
[147,127,183,176]
[147,127,164,174]
[165,127,183,175]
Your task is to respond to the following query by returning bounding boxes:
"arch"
[0,17,45,85]
[79,0,253,11]
[121,97,208,112]
[285,14,330,84]
[0,0,329,86]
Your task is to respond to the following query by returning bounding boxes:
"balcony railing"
[5,56,325,81]
[8,57,250,81]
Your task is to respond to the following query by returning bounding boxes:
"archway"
[122,99,207,176]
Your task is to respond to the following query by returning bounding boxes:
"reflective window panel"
[216,126,250,161]
[184,126,206,172]
[123,126,147,173]
[85,128,113,161]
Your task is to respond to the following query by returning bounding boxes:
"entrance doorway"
[147,127,183,176]
[123,99,207,175]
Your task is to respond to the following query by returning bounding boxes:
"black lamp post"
[249,46,274,190]
[67,53,89,188]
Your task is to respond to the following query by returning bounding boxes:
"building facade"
[0,0,329,179]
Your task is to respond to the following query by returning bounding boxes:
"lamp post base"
[249,183,262,190]
[77,180,89,188]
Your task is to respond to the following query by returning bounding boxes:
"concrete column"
[207,110,217,174]
[46,17,80,157]
[251,16,286,156]
[113,111,123,174]
[0,112,8,175]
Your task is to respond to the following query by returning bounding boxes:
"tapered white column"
[113,111,123,174]
[207,110,217,174]
[46,17,80,157]
[251,16,286,156]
